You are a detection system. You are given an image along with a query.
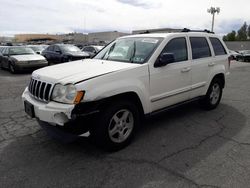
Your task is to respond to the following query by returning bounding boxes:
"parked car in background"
[27,45,47,54]
[82,45,104,57]
[42,44,90,64]
[236,50,250,62]
[0,46,48,73]
[228,50,239,60]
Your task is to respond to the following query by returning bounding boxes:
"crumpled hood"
[32,59,140,84]
[11,54,46,61]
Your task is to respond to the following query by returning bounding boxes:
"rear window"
[190,37,211,59]
[209,37,227,56]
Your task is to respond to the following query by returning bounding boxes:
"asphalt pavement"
[0,61,250,188]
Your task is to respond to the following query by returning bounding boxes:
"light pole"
[207,7,220,32]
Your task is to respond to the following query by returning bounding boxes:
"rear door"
[188,36,212,98]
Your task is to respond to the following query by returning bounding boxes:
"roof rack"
[181,28,214,34]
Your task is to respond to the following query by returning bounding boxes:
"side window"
[48,46,54,51]
[190,37,211,59]
[209,37,226,56]
[54,46,60,52]
[161,37,188,62]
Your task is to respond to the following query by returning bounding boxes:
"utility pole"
[207,7,220,32]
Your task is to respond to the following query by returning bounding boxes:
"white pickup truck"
[22,30,230,150]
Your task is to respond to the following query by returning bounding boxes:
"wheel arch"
[211,73,225,88]
[99,92,145,118]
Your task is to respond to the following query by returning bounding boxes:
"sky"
[0,0,249,36]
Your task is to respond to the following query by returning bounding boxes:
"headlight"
[51,84,84,104]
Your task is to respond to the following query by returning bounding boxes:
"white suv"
[22,30,230,150]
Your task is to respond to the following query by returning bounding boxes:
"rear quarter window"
[209,37,227,56]
[190,37,211,59]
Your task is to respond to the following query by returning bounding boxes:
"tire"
[200,78,223,110]
[9,63,16,74]
[90,100,140,151]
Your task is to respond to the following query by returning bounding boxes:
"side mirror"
[154,53,175,68]
[36,51,40,54]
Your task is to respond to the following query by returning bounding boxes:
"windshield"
[94,37,163,64]
[9,47,35,55]
[29,46,44,51]
[60,45,81,52]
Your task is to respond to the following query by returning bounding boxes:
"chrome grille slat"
[43,83,47,101]
[28,78,53,102]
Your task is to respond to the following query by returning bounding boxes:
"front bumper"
[22,87,100,136]
[22,87,75,125]
[15,62,48,71]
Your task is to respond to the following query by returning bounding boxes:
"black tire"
[90,100,140,151]
[9,63,16,74]
[200,78,223,110]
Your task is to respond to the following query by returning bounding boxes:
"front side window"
[190,37,211,59]
[54,46,61,52]
[161,37,188,62]
[209,37,226,56]
[47,46,54,51]
[94,37,163,64]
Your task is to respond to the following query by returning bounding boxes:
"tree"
[237,22,248,41]
[223,30,236,41]
[248,25,250,39]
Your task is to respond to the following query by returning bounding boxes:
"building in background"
[14,34,60,43]
[88,31,129,44]
[0,36,14,44]
[59,33,88,44]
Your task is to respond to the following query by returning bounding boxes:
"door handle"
[181,67,191,73]
[208,62,215,67]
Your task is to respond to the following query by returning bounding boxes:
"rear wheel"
[200,78,223,110]
[90,100,140,151]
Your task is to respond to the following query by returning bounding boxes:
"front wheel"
[90,100,140,151]
[200,78,223,110]
[9,63,16,74]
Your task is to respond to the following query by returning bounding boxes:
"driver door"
[149,36,192,112]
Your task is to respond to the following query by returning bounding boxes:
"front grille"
[28,78,53,102]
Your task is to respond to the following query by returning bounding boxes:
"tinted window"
[161,37,188,62]
[190,37,211,59]
[54,46,61,52]
[209,37,226,56]
[47,46,54,51]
